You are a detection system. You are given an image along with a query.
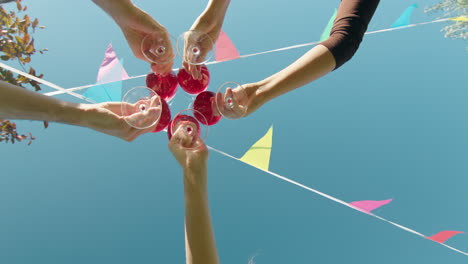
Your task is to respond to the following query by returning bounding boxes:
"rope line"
[0,16,466,255]
[207,145,468,256]
[42,18,453,97]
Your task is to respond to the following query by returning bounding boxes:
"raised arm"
[169,127,219,264]
[0,80,157,141]
[230,0,380,116]
[183,162,219,264]
[184,0,231,79]
[92,0,174,74]
[190,0,231,38]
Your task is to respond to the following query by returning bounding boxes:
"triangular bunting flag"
[391,4,418,28]
[349,199,393,214]
[450,16,468,22]
[83,81,122,103]
[97,43,129,83]
[240,126,273,171]
[84,44,128,102]
[427,231,464,243]
[215,30,240,62]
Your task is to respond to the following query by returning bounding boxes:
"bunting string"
[0,15,466,256]
[207,144,468,256]
[41,17,455,98]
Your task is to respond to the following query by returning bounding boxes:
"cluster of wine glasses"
[121,30,248,149]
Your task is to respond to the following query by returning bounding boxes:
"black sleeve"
[320,0,380,70]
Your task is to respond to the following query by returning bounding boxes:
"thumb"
[170,124,194,149]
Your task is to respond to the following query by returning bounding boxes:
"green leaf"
[0,55,10,61]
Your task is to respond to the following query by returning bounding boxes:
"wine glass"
[168,109,209,149]
[121,86,163,130]
[176,30,214,66]
[146,71,178,102]
[214,82,248,120]
[177,64,210,95]
[141,33,176,66]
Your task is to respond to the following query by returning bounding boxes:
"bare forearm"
[0,80,84,125]
[183,168,219,264]
[254,44,336,108]
[93,0,163,31]
[193,0,231,30]
[245,0,380,115]
[204,0,230,17]
[92,0,132,17]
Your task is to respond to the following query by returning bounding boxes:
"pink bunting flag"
[97,43,129,83]
[427,231,464,243]
[215,30,240,62]
[349,199,393,214]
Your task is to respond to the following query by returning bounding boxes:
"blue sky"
[1,0,467,263]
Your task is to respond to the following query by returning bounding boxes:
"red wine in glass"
[177,65,210,95]
[146,71,178,101]
[193,91,222,126]
[152,98,171,132]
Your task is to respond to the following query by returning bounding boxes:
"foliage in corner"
[1,0,47,145]
[425,0,468,39]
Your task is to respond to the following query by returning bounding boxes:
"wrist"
[183,165,208,180]
[183,166,208,190]
[254,76,285,106]
[71,103,97,128]
[51,101,85,126]
[242,80,271,117]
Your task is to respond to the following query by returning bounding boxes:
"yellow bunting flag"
[450,16,468,22]
[240,126,273,171]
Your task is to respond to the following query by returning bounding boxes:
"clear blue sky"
[1,0,467,263]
